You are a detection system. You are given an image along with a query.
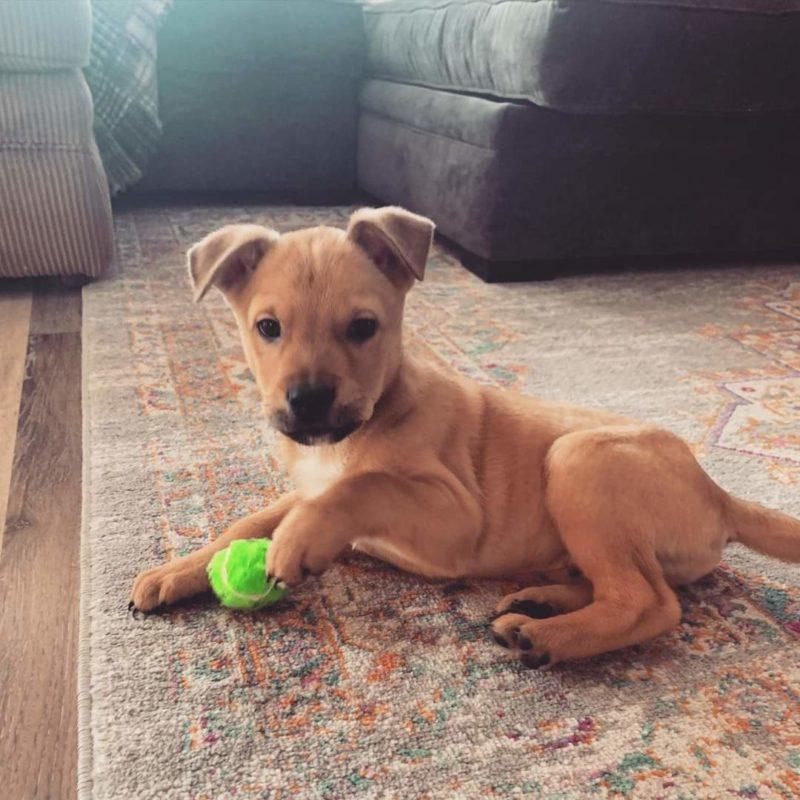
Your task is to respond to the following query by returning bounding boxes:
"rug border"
[77,281,94,800]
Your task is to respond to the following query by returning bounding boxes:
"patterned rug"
[80,206,800,800]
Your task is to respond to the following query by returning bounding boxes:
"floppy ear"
[187,224,279,302]
[347,206,435,288]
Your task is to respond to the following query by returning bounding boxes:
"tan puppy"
[131,206,800,667]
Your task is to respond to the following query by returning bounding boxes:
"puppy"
[131,206,800,667]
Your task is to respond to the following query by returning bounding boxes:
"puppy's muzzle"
[278,382,361,445]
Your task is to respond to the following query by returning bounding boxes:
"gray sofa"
[358,0,800,280]
[0,0,114,280]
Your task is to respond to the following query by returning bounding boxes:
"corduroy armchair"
[0,0,114,280]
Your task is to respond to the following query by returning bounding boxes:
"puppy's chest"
[290,450,345,499]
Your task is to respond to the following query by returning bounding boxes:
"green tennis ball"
[207,539,287,611]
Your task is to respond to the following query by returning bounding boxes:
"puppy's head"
[188,207,434,446]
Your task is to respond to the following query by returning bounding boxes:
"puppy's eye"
[346,317,378,343]
[256,317,281,341]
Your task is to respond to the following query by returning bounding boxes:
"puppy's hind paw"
[490,613,554,669]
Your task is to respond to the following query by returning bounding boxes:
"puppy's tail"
[725,494,800,562]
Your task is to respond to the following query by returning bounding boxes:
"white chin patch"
[292,448,344,499]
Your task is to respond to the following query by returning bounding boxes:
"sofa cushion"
[0,0,92,70]
[363,0,800,115]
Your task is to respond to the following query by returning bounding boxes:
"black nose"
[286,384,336,424]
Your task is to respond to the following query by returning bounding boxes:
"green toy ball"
[207,539,287,610]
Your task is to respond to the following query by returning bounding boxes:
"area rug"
[80,205,800,800]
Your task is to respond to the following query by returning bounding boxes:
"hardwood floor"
[0,279,82,800]
[0,289,32,556]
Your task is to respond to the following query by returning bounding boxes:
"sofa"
[0,0,114,280]
[357,0,800,280]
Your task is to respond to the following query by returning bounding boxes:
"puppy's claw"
[517,634,533,651]
[266,573,288,591]
[129,601,168,620]
[128,600,145,620]
[492,632,510,649]
[521,652,551,670]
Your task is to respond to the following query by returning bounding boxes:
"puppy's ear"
[187,224,279,302]
[347,206,434,289]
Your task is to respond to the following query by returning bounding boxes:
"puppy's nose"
[286,384,336,424]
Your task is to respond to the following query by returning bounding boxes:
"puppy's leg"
[491,564,680,666]
[131,492,298,612]
[494,580,593,620]
[492,428,690,665]
[266,472,482,585]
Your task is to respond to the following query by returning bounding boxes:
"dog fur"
[131,206,800,667]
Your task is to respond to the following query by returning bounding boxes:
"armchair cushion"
[0,0,92,71]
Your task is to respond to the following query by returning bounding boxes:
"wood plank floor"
[0,279,82,800]
[0,288,32,557]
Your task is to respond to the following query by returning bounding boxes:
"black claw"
[492,632,510,649]
[130,602,164,620]
[522,652,551,670]
[508,599,558,619]
[517,635,533,651]
[128,601,143,619]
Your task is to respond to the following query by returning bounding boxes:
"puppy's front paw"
[266,528,340,587]
[130,557,206,613]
